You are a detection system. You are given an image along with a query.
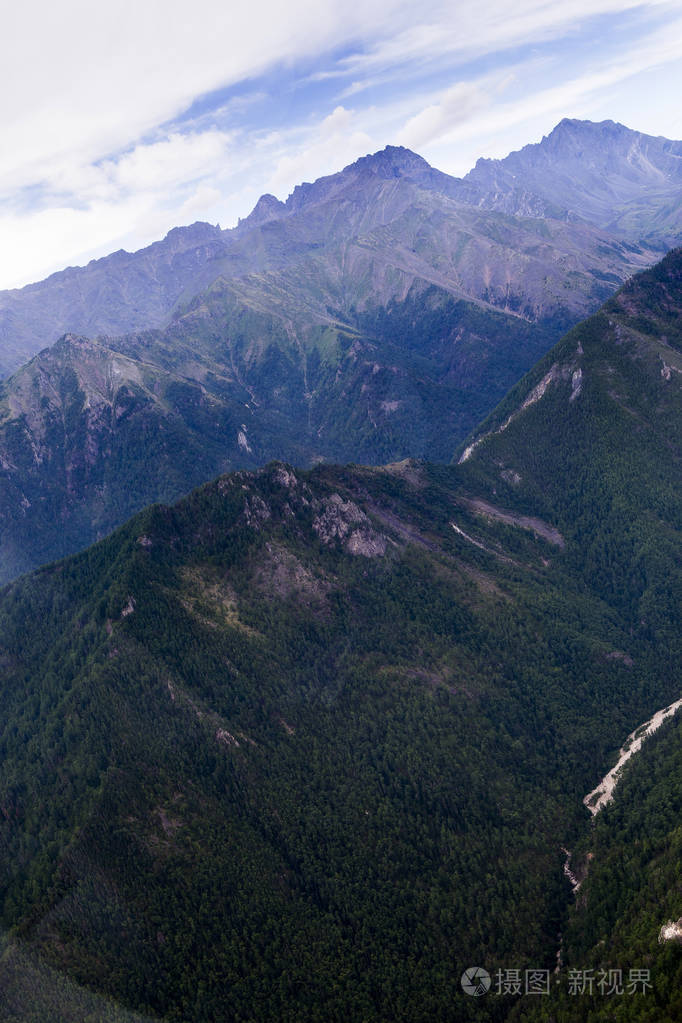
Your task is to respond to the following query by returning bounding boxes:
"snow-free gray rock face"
[0,120,680,379]
[460,118,682,241]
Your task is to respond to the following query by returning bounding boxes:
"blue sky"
[2,0,682,289]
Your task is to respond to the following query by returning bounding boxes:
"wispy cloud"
[1,0,681,288]
[423,14,682,155]
[396,82,494,151]
[0,1,412,197]
[265,106,374,194]
[335,0,676,79]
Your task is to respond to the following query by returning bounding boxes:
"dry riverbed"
[584,697,682,815]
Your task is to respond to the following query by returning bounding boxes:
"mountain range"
[0,236,680,1021]
[2,119,681,381]
[0,119,682,1021]
[0,119,681,582]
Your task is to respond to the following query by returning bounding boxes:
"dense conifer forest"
[0,248,680,1020]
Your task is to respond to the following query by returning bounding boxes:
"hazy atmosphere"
[3,0,682,288]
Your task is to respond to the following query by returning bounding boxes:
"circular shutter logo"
[461,966,491,996]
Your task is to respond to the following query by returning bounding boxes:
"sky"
[2,0,682,290]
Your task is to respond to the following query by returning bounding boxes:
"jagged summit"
[162,221,223,246]
[521,117,682,166]
[543,116,680,149]
[345,144,431,178]
[282,143,456,213]
[463,118,682,235]
[468,119,670,180]
[546,116,625,139]
[0,117,680,384]
[235,193,286,232]
[239,146,436,220]
[234,147,432,228]
[44,221,224,279]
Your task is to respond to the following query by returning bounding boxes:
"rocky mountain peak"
[50,332,92,357]
[503,118,679,175]
[347,145,431,179]
[162,221,224,249]
[546,116,623,142]
[284,145,441,213]
[236,193,287,232]
[463,119,682,237]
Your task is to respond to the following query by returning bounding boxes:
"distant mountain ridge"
[0,221,227,378]
[0,120,680,581]
[460,118,682,237]
[0,119,679,378]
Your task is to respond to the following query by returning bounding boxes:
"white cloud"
[8,0,666,200]
[111,132,231,194]
[0,0,414,197]
[266,106,374,195]
[1,0,682,288]
[423,15,682,165]
[337,0,676,80]
[42,131,232,205]
[0,200,148,290]
[397,82,491,150]
[177,185,223,221]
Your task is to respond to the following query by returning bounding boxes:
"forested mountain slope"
[0,251,680,1021]
[456,248,682,1020]
[457,246,682,639]
[0,266,575,584]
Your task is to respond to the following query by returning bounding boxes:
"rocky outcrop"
[313,494,387,557]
